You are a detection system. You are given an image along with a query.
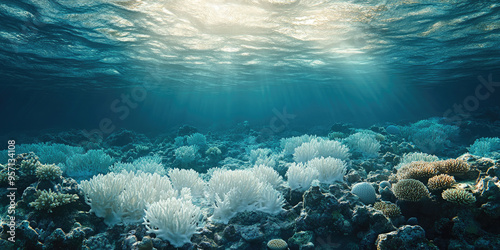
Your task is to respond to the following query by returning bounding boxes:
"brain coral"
[351,182,377,204]
[267,239,288,250]
[393,179,429,202]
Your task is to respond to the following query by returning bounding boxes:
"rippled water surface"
[0,0,499,132]
[1,0,498,90]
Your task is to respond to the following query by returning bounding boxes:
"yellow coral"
[374,201,401,217]
[267,239,288,250]
[434,159,470,174]
[427,174,455,190]
[396,161,437,181]
[393,179,429,202]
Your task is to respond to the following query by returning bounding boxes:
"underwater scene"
[1,0,500,249]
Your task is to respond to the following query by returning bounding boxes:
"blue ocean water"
[1,0,499,133]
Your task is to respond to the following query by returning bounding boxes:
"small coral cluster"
[394,158,475,205]
[427,174,455,190]
[397,159,470,181]
[29,190,79,212]
[374,201,401,218]
[393,179,430,202]
[441,188,476,205]
[396,161,437,180]
[35,164,63,180]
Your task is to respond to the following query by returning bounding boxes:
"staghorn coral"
[393,179,429,202]
[19,156,43,176]
[433,159,470,174]
[396,161,438,181]
[29,189,79,212]
[35,164,63,180]
[427,174,455,190]
[441,188,476,205]
[374,201,401,217]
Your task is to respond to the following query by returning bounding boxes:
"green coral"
[0,165,19,184]
[205,146,222,156]
[35,164,63,180]
[442,188,476,205]
[29,190,79,212]
[328,132,347,140]
[19,158,42,176]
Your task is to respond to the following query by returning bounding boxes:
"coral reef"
[2,119,500,250]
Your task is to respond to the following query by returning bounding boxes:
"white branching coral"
[293,138,350,163]
[79,171,176,225]
[307,157,347,184]
[168,168,206,198]
[143,197,204,248]
[286,162,319,192]
[207,169,284,224]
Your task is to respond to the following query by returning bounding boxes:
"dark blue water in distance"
[1,0,499,134]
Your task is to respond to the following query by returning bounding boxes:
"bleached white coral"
[248,164,283,188]
[293,140,319,163]
[344,131,380,158]
[248,148,278,168]
[175,145,198,164]
[168,168,206,198]
[256,184,285,214]
[143,197,204,248]
[65,149,114,177]
[293,138,350,163]
[315,139,350,160]
[207,168,284,223]
[281,134,317,156]
[307,157,346,184]
[395,152,439,169]
[469,137,500,158]
[79,171,175,225]
[286,162,319,192]
[109,155,165,174]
